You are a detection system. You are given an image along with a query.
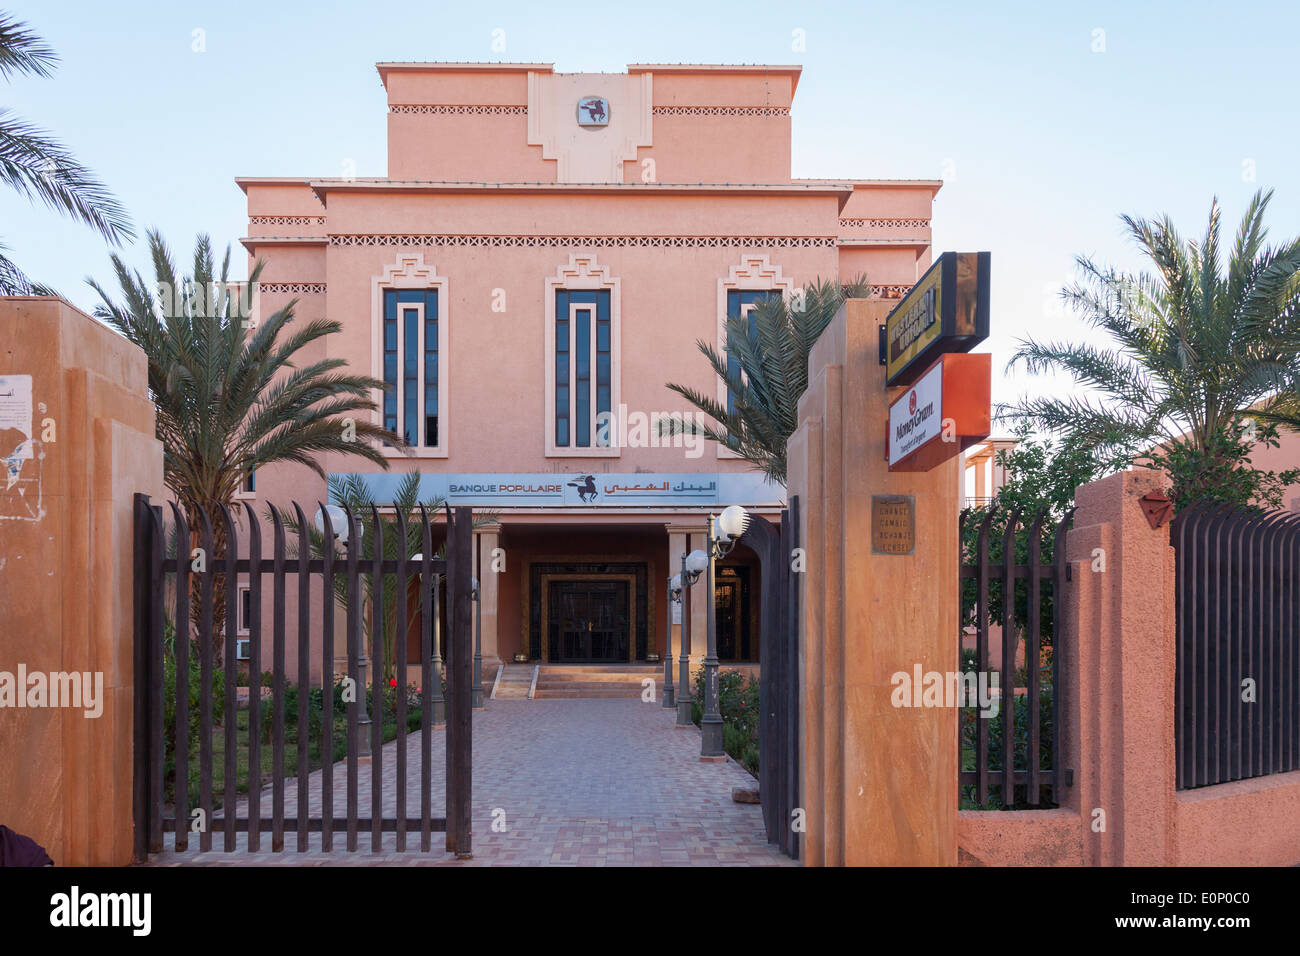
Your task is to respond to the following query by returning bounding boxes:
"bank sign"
[883,251,991,387]
[330,472,784,509]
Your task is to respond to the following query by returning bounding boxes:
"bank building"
[236,61,939,685]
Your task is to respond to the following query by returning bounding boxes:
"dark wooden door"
[549,580,629,662]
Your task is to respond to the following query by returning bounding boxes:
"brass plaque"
[871,494,915,555]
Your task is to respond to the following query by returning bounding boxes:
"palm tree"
[1004,189,1300,506]
[661,275,870,484]
[0,12,132,293]
[92,229,402,652]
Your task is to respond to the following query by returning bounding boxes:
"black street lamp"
[471,576,484,709]
[319,505,369,756]
[662,575,677,709]
[676,547,708,727]
[700,505,749,758]
[411,553,445,725]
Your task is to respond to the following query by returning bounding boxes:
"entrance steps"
[532,664,661,699]
[493,664,535,699]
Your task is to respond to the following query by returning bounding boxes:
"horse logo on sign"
[576,96,610,127]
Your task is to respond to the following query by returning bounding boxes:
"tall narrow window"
[554,289,611,449]
[382,288,440,448]
[725,289,777,419]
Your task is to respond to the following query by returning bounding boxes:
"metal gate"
[1172,503,1300,789]
[741,496,800,859]
[131,494,474,859]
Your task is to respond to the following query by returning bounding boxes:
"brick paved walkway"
[145,699,794,866]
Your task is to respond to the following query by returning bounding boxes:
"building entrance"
[549,579,630,662]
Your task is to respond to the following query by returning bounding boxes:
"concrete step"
[532,687,645,699]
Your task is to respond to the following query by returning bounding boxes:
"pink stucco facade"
[234,62,938,682]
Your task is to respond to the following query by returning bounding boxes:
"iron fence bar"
[394,508,409,852]
[420,506,434,852]
[270,508,287,851]
[319,501,335,852]
[447,505,474,857]
[370,506,384,853]
[975,509,993,805]
[131,495,151,863]
[1026,511,1045,805]
[159,558,447,574]
[1000,509,1021,807]
[197,507,215,853]
[148,504,165,852]
[169,501,191,853]
[343,503,360,852]
[221,505,239,851]
[244,503,263,852]
[293,503,311,851]
[1051,509,1073,806]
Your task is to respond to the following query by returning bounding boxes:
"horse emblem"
[576,96,609,127]
[568,474,598,502]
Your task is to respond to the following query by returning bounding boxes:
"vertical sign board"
[888,352,991,472]
[883,252,990,387]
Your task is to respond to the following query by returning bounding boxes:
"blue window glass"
[556,291,569,447]
[424,290,438,447]
[595,292,611,444]
[575,306,590,447]
[726,290,776,423]
[555,289,613,449]
[383,291,398,435]
[403,307,418,445]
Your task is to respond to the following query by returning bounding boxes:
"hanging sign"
[882,251,990,387]
[887,352,991,472]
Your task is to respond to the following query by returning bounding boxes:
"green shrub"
[690,668,760,774]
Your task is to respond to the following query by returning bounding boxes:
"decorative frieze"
[653,106,789,117]
[257,282,327,294]
[839,218,931,229]
[329,234,836,249]
[248,216,327,227]
[389,104,528,115]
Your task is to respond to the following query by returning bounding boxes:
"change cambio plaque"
[871,494,916,555]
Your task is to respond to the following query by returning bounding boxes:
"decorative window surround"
[371,254,450,458]
[716,255,795,460]
[544,254,621,459]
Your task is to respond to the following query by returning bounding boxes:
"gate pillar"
[786,297,960,866]
[0,297,164,865]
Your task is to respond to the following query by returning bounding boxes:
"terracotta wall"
[959,468,1300,866]
[0,297,164,865]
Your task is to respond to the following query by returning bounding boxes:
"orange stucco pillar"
[1063,468,1178,866]
[0,297,164,865]
[787,298,960,866]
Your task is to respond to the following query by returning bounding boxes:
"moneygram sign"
[888,353,992,472]
[889,362,944,467]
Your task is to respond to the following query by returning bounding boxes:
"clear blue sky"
[5,0,1298,414]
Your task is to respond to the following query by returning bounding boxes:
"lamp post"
[318,505,369,756]
[676,548,708,727]
[471,577,484,709]
[412,554,446,725]
[700,505,749,758]
[662,576,677,709]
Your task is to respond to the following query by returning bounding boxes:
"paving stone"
[146,699,793,867]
